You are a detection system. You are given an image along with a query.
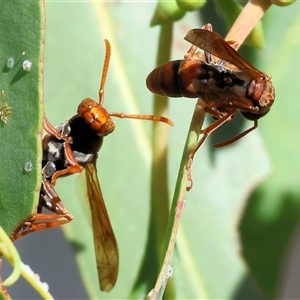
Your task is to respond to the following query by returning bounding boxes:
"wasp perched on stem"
[11,39,173,292]
[146,23,275,161]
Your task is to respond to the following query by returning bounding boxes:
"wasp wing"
[184,29,264,78]
[77,162,119,292]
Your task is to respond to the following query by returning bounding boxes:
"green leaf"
[0,2,44,235]
[240,6,300,298]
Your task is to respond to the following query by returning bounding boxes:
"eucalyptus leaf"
[0,2,44,236]
[241,6,300,298]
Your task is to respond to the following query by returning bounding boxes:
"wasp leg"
[10,179,73,241]
[213,120,258,148]
[50,142,83,186]
[186,112,234,190]
[10,213,73,241]
[43,113,73,144]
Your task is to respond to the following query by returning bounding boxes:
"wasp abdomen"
[146,60,182,97]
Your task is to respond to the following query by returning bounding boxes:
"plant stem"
[226,0,272,46]
[150,98,206,299]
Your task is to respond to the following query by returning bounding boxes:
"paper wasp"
[146,23,275,155]
[11,39,173,292]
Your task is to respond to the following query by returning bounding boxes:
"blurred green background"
[3,1,300,299]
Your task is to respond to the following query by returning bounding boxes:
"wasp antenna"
[109,112,174,126]
[99,39,111,105]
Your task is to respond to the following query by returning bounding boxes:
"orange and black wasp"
[11,39,173,292]
[146,23,275,155]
